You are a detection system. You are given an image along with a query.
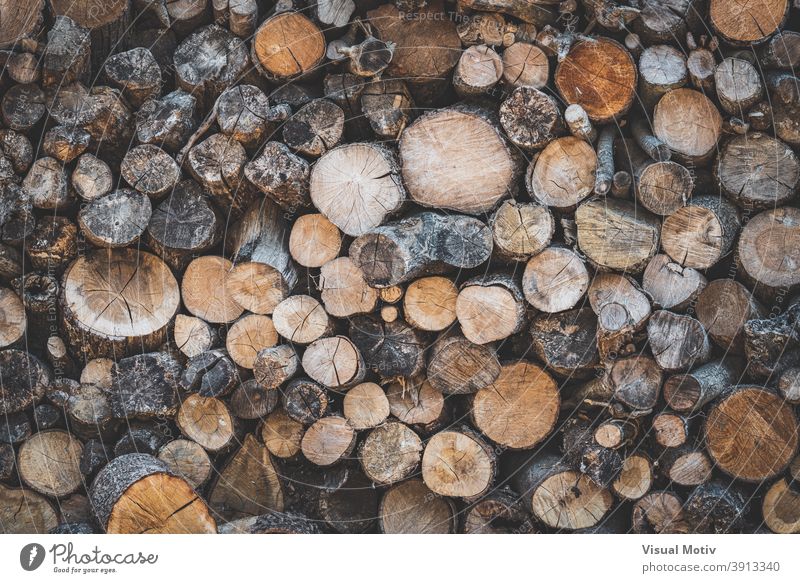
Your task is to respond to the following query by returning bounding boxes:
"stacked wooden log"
[1,0,800,535]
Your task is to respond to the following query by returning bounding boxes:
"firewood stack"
[1,0,800,535]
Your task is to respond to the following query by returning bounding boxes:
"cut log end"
[555,38,636,123]
[705,387,798,482]
[379,479,456,534]
[90,454,216,534]
[62,249,179,359]
[399,107,518,214]
[252,12,325,80]
[422,429,495,499]
[301,416,356,467]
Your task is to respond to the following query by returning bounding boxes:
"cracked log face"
[647,310,710,372]
[502,42,549,89]
[456,283,524,345]
[527,136,596,210]
[638,44,688,109]
[453,44,503,97]
[283,99,344,157]
[310,144,405,237]
[533,471,614,530]
[634,0,696,44]
[576,198,660,273]
[289,213,341,268]
[611,455,653,502]
[491,200,554,261]
[555,38,637,124]
[301,336,364,389]
[421,429,495,498]
[252,11,325,80]
[18,430,83,497]
[399,107,519,214]
[635,161,694,216]
[121,144,181,198]
[146,180,222,271]
[705,386,798,482]
[653,89,722,163]
[737,207,800,299]
[91,454,216,534]
[0,286,26,348]
[61,249,180,359]
[343,382,390,430]
[181,255,243,324]
[216,84,275,149]
[157,439,212,490]
[632,491,691,534]
[0,483,58,533]
[472,361,560,450]
[661,196,740,270]
[523,246,589,313]
[716,133,800,209]
[225,314,278,369]
[177,394,236,453]
[709,0,788,44]
[513,452,614,531]
[379,479,456,534]
[301,416,356,467]
[695,279,764,354]
[272,295,329,345]
[359,421,423,485]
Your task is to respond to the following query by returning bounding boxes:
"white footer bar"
[1,534,796,582]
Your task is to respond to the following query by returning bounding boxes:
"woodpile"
[1,0,800,536]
